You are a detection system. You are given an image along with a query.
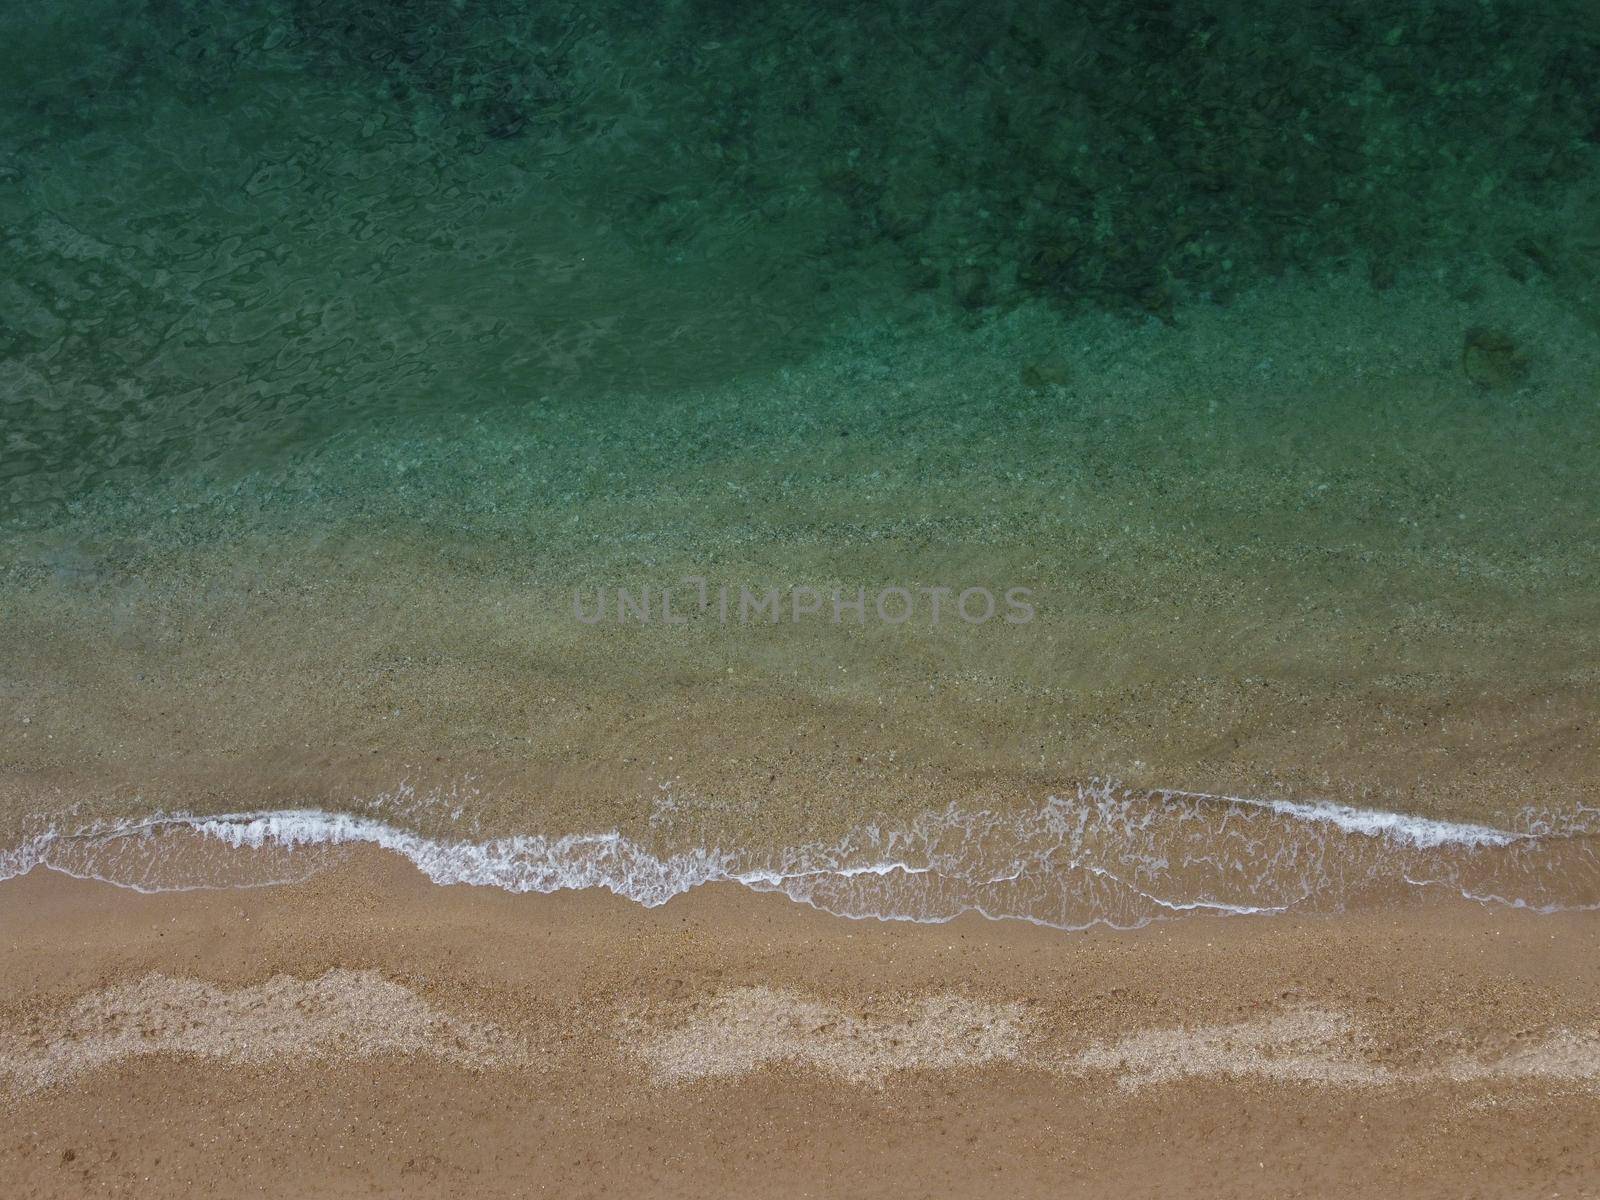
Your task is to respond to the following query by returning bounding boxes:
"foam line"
[1,786,1590,928]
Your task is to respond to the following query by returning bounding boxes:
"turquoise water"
[2,1,1597,923]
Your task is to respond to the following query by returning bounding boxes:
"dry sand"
[2,849,1598,1197]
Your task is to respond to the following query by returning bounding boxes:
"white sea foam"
[1147,789,1528,849]
[1262,798,1524,849]
[2,785,1593,927]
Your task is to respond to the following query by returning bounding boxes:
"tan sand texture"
[3,850,1598,1198]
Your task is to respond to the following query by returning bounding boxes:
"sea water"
[2,0,1597,927]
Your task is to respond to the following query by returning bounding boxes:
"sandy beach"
[3,850,1597,1198]
[5,2,1599,1194]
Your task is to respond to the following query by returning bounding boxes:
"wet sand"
[2,849,1597,1198]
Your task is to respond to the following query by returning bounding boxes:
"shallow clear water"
[2,0,1597,924]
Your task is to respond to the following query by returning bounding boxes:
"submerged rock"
[951,265,991,312]
[1461,327,1530,390]
[1020,359,1072,392]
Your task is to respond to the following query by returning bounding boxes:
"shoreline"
[6,785,1595,926]
[3,848,1597,1197]
[6,274,1599,850]
[6,3,1599,1194]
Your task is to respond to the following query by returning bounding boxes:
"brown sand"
[3,850,1599,1198]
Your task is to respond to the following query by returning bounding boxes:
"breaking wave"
[2,784,1595,930]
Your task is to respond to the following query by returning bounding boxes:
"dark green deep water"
[3,0,1598,512]
[1,2,1598,923]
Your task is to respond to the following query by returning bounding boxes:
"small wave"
[1172,791,1528,849]
[2,785,1595,929]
